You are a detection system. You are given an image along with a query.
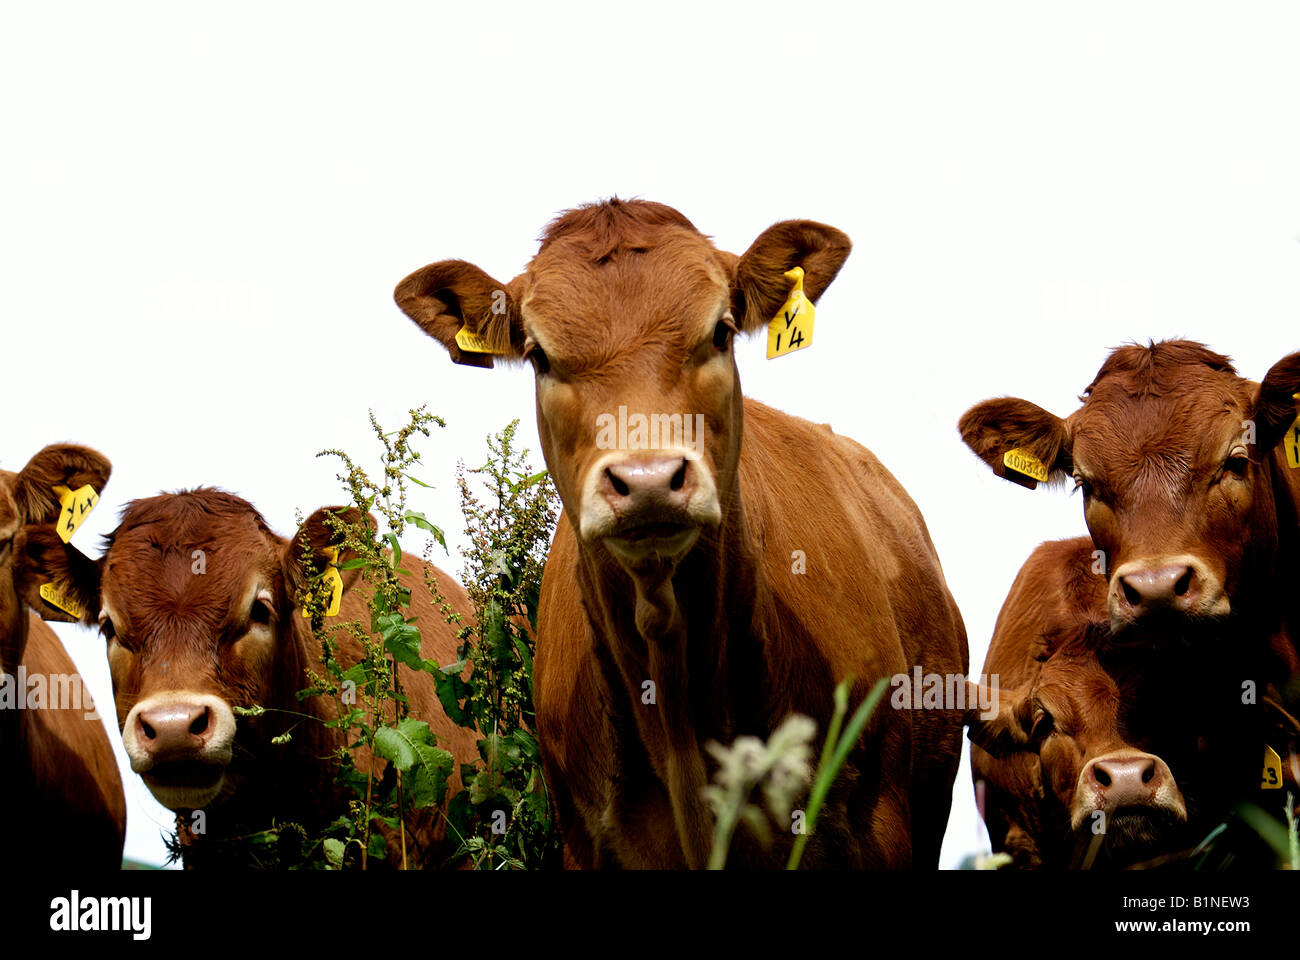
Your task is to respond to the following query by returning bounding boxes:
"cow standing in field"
[1,444,124,868]
[396,199,969,868]
[24,488,478,868]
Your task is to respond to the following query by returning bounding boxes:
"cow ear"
[958,398,1072,490]
[1251,351,1300,459]
[394,259,524,368]
[283,506,377,599]
[12,444,111,526]
[732,220,852,334]
[965,681,1034,758]
[18,525,102,624]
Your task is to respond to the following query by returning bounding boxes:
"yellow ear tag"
[766,267,815,359]
[1284,393,1300,469]
[1261,744,1283,789]
[302,545,343,619]
[39,581,84,619]
[1002,448,1049,489]
[51,484,99,544]
[454,326,508,355]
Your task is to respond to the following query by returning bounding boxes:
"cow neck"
[575,467,764,868]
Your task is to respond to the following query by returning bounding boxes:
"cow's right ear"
[1251,351,1300,459]
[731,220,852,334]
[12,444,111,526]
[18,525,102,624]
[394,260,524,368]
[283,506,378,599]
[965,681,1034,758]
[958,398,1071,490]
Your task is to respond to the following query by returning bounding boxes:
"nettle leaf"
[376,611,423,669]
[338,557,369,570]
[430,667,472,727]
[372,718,454,809]
[367,832,388,861]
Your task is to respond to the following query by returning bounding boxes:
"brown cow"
[1,444,125,868]
[960,340,1300,701]
[396,198,969,868]
[23,488,478,868]
[969,537,1298,868]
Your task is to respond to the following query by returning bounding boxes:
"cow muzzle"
[1108,555,1229,629]
[1070,749,1187,836]
[122,691,236,810]
[579,450,721,562]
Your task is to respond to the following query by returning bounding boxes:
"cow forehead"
[0,472,17,538]
[522,235,731,363]
[1071,378,1249,468]
[103,510,280,619]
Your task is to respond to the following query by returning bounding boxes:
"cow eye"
[1222,451,1250,479]
[1029,707,1055,743]
[712,317,736,351]
[250,597,274,626]
[524,342,550,375]
[1072,476,1093,498]
[100,616,117,641]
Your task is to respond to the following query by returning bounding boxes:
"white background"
[4,1,1298,868]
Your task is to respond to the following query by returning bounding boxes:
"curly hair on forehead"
[103,488,273,555]
[537,197,708,263]
[1083,340,1237,400]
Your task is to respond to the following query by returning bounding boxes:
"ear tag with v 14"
[766,267,815,359]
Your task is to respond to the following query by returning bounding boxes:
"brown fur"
[971,537,1298,868]
[397,199,969,868]
[1,445,124,868]
[24,488,478,868]
[959,339,1300,692]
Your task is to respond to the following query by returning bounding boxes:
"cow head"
[0,445,111,673]
[967,645,1188,862]
[396,199,850,583]
[23,489,369,812]
[960,341,1300,637]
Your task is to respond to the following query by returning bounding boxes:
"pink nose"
[1115,563,1200,617]
[602,456,694,513]
[135,701,215,761]
[1084,754,1163,808]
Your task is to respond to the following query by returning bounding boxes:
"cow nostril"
[1093,765,1111,788]
[1141,763,1155,784]
[1174,568,1192,597]
[190,708,210,737]
[1121,580,1141,607]
[606,467,629,498]
[670,460,687,492]
[140,719,157,741]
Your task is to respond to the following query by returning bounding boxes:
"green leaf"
[376,611,423,669]
[338,557,369,570]
[404,473,433,489]
[322,838,345,869]
[384,533,402,567]
[372,718,454,809]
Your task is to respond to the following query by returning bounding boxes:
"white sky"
[4,1,1299,869]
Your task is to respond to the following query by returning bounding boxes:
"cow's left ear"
[731,220,852,334]
[283,506,377,600]
[12,444,111,527]
[1251,351,1300,459]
